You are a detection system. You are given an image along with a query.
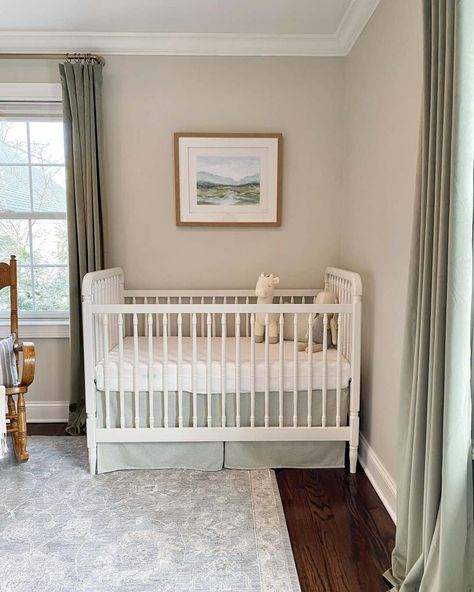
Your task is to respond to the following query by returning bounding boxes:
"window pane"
[0,121,28,164]
[33,267,69,311]
[18,267,34,312]
[31,166,66,212]
[31,219,68,265]
[29,121,64,165]
[0,118,68,315]
[0,268,33,313]
[0,285,8,313]
[0,219,31,264]
[0,165,31,212]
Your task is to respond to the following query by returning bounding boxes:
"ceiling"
[0,0,381,56]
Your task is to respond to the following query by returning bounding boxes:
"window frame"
[0,83,69,339]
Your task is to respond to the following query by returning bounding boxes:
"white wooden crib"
[82,267,362,474]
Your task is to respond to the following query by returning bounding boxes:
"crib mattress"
[95,336,351,393]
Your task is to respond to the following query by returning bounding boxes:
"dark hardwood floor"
[28,422,68,436]
[276,467,394,592]
[27,423,395,592]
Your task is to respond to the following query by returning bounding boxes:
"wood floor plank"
[277,467,395,592]
[26,424,396,592]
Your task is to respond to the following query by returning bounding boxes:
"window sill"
[0,319,69,339]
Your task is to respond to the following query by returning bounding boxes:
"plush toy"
[255,272,280,343]
[304,290,338,352]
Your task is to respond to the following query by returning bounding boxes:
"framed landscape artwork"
[175,133,282,226]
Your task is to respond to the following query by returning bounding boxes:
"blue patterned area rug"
[0,437,301,592]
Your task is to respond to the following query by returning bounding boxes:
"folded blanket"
[0,386,6,458]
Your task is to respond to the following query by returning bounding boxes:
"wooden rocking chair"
[0,255,35,462]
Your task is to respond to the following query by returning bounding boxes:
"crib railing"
[122,291,318,340]
[82,267,362,475]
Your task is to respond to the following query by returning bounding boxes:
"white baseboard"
[359,433,397,524]
[26,401,69,423]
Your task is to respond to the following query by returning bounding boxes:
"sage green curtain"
[385,1,474,590]
[60,62,105,435]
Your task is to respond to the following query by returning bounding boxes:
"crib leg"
[88,447,97,475]
[349,445,358,473]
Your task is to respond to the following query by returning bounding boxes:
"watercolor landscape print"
[196,155,261,206]
[175,133,281,226]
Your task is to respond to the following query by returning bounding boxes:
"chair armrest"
[15,342,36,388]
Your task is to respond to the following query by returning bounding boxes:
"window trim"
[0,83,69,337]
[0,82,62,105]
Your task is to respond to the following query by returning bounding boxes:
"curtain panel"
[60,62,105,435]
[386,1,474,590]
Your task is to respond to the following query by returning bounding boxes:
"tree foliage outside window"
[0,120,69,314]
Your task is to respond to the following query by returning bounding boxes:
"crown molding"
[0,1,381,57]
[336,0,382,55]
[0,31,341,57]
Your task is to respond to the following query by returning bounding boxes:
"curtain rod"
[0,53,105,65]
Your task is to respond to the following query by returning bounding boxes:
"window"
[0,118,69,316]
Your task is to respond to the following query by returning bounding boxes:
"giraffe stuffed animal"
[255,272,280,343]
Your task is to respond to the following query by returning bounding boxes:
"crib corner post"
[349,292,362,474]
[82,288,97,476]
[349,439,358,474]
[87,432,97,475]
[349,410,359,473]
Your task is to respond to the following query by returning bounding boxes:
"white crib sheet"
[95,336,351,393]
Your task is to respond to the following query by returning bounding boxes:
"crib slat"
[336,314,342,428]
[250,313,256,428]
[144,297,148,336]
[322,313,328,428]
[156,297,160,338]
[118,314,125,429]
[133,313,139,428]
[246,297,250,337]
[94,311,100,364]
[201,297,205,337]
[192,313,198,428]
[307,313,313,427]
[221,314,227,427]
[147,314,154,428]
[235,313,241,428]
[343,283,348,358]
[178,313,183,428]
[103,314,110,429]
[167,296,171,336]
[212,297,216,337]
[293,313,298,428]
[207,313,212,427]
[264,313,270,428]
[279,313,284,428]
[163,313,169,428]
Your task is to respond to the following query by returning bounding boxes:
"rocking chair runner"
[0,255,35,462]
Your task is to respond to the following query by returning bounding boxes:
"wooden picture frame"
[175,132,282,227]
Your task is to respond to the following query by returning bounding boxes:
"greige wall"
[341,0,423,478]
[102,56,345,288]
